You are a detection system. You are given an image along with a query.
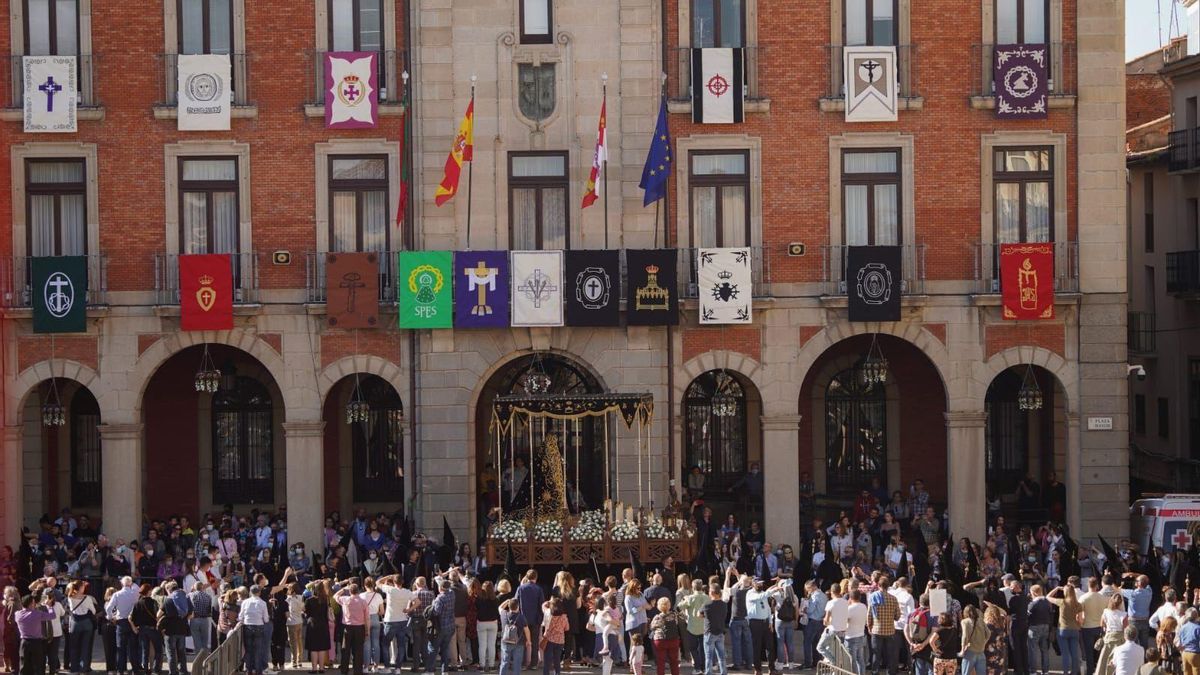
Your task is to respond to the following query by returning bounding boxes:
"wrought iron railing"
[1128,311,1157,354]
[154,252,260,306]
[969,42,1077,99]
[820,244,926,296]
[972,241,1080,294]
[667,46,767,103]
[678,246,771,299]
[1167,250,1200,294]
[305,50,408,106]
[193,624,242,675]
[823,44,919,100]
[3,54,101,109]
[1169,129,1192,172]
[156,53,253,107]
[0,255,107,308]
[305,251,403,304]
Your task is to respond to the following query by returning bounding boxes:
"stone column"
[1066,413,1082,537]
[284,421,326,554]
[945,411,987,543]
[3,426,23,544]
[99,423,143,541]
[762,415,802,548]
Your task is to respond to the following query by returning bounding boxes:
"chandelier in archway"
[861,334,889,387]
[521,353,553,395]
[41,378,65,427]
[345,375,370,424]
[194,344,221,393]
[1017,364,1044,411]
[711,370,739,418]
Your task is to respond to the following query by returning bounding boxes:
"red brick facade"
[16,335,98,373]
[682,326,761,364]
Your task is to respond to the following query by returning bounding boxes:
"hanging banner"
[325,252,379,329]
[454,250,509,329]
[691,48,744,124]
[177,54,232,131]
[23,55,77,133]
[697,247,752,325]
[844,46,897,122]
[994,44,1049,119]
[325,51,379,129]
[180,254,234,331]
[398,251,453,329]
[847,246,902,322]
[565,249,620,327]
[511,251,564,327]
[626,249,679,326]
[31,256,87,333]
[1000,243,1055,320]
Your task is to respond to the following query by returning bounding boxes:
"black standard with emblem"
[565,249,621,327]
[847,245,902,322]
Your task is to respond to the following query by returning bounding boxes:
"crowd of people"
[2,480,1200,675]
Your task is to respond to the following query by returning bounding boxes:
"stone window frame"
[979,131,1068,283]
[7,0,102,116]
[163,140,253,256]
[10,142,100,259]
[156,0,256,117]
[673,134,764,252]
[670,0,769,114]
[973,0,1071,109]
[822,0,921,111]
[314,139,401,254]
[828,132,915,249]
[306,0,403,116]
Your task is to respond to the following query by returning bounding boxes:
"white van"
[1130,494,1200,552]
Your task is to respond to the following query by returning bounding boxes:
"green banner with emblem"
[32,256,88,333]
[398,251,453,328]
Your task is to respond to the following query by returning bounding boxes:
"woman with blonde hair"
[981,602,1009,675]
[1157,615,1180,674]
[1095,593,1129,675]
[1048,584,1085,675]
[550,572,578,667]
[476,581,501,672]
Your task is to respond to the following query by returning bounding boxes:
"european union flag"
[639,98,672,206]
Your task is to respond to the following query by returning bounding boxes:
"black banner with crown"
[625,249,678,326]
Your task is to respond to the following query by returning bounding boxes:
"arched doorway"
[20,378,102,529]
[322,374,406,515]
[985,365,1068,525]
[475,353,604,538]
[142,344,285,518]
[825,364,887,492]
[683,369,763,517]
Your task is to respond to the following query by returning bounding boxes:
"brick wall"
[682,325,761,363]
[17,336,98,373]
[1127,74,1170,131]
[985,323,1065,360]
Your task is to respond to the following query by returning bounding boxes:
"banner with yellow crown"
[626,249,678,326]
[1000,242,1055,320]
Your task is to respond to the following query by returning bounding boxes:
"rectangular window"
[329,156,389,253]
[845,0,897,46]
[520,0,552,44]
[24,0,79,55]
[179,157,238,254]
[842,149,900,246]
[1144,172,1155,253]
[692,0,745,48]
[994,147,1052,243]
[996,0,1048,44]
[329,0,382,52]
[1135,393,1146,436]
[178,0,232,54]
[1158,397,1170,440]
[508,152,568,250]
[26,159,86,257]
[689,150,750,247]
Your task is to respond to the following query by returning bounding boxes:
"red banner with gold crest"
[1000,243,1054,320]
[180,254,234,331]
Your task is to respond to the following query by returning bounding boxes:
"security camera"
[1127,364,1147,381]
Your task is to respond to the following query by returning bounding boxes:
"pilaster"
[284,421,327,554]
[762,415,802,548]
[3,425,23,545]
[945,411,987,543]
[98,423,144,541]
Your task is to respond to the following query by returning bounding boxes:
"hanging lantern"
[861,334,889,387]
[711,370,739,418]
[346,375,371,424]
[1017,365,1044,411]
[41,379,65,427]
[522,353,553,395]
[194,345,221,393]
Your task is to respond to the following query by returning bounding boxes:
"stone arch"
[466,346,609,415]
[975,346,1075,413]
[7,360,102,426]
[317,355,406,404]
[132,328,316,421]
[674,350,767,413]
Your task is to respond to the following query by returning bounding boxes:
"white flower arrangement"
[491,519,527,543]
[569,510,607,541]
[532,519,563,542]
[610,520,640,541]
[644,520,679,540]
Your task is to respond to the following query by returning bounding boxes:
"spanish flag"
[434,97,474,207]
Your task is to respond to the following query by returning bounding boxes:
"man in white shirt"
[1110,626,1145,675]
[237,586,270,675]
[378,575,415,670]
[1150,590,1180,631]
[889,578,915,668]
[824,585,849,638]
[106,576,141,673]
[845,590,869,675]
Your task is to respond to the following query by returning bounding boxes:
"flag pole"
[602,73,609,250]
[466,75,477,250]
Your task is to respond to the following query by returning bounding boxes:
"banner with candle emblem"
[697,247,752,324]
[1000,243,1055,320]
[177,54,231,130]
[23,55,77,133]
[511,250,564,327]
[454,250,509,329]
[398,251,453,329]
[31,256,87,333]
[325,252,379,329]
[325,51,378,129]
[565,249,620,327]
[626,249,679,326]
[179,254,234,331]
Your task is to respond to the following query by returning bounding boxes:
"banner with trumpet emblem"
[1000,243,1055,320]
[180,254,234,331]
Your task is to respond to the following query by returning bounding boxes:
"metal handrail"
[154,252,260,306]
[0,255,108,308]
[305,251,403,304]
[972,241,1080,294]
[3,54,101,108]
[156,53,253,106]
[305,49,409,105]
[823,44,919,100]
[197,624,242,675]
[678,246,772,298]
[667,45,767,102]
[820,244,926,296]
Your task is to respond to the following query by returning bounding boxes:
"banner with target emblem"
[691,48,744,124]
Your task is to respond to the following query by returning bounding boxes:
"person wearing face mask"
[137,544,160,585]
[364,551,384,578]
[290,544,312,580]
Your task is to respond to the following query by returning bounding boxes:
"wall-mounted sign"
[1087,417,1114,431]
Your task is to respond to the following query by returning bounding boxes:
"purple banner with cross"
[454,250,510,328]
[994,43,1048,120]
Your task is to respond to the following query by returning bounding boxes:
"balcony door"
[180,157,239,256]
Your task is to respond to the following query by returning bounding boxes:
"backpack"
[906,607,931,644]
[501,614,521,645]
[423,602,439,639]
[776,594,796,622]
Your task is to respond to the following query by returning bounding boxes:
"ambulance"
[1130,494,1200,552]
